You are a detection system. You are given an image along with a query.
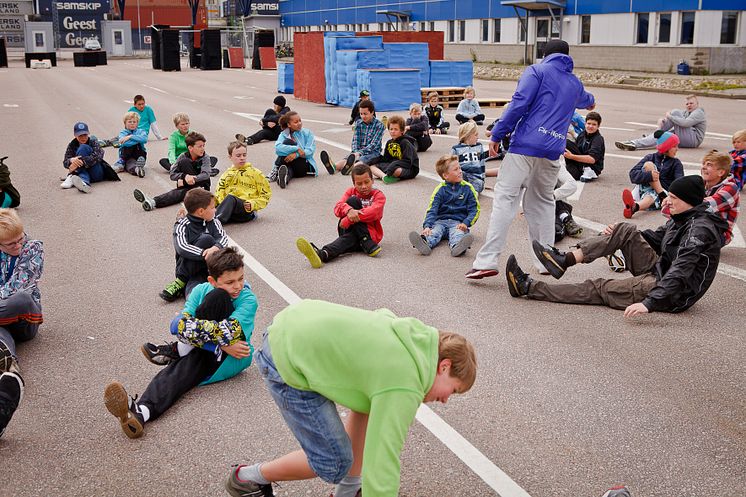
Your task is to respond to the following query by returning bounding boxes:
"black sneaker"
[532,240,568,280]
[210,167,220,177]
[0,340,16,373]
[225,465,274,497]
[320,150,335,175]
[277,164,289,189]
[360,235,381,257]
[505,255,532,297]
[141,342,179,366]
[340,154,356,175]
[0,372,24,438]
[103,382,144,439]
[563,218,583,237]
[159,158,172,171]
[159,278,186,302]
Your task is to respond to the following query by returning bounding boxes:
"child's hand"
[119,136,130,144]
[347,209,360,223]
[175,207,187,219]
[421,227,432,236]
[285,153,297,162]
[488,141,500,157]
[202,246,220,259]
[563,149,572,159]
[457,223,468,232]
[244,201,252,212]
[185,175,196,185]
[220,341,251,359]
[297,148,305,158]
[602,223,617,236]
[267,121,276,128]
[651,170,660,182]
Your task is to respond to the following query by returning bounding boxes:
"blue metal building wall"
[280,0,741,26]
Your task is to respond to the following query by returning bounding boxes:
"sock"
[334,475,362,497]
[633,203,640,213]
[559,212,569,223]
[139,404,150,423]
[237,463,270,485]
[177,342,194,357]
[657,191,668,202]
[565,252,577,267]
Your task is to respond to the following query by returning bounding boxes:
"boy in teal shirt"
[225,300,477,497]
[104,247,256,438]
[129,94,166,141]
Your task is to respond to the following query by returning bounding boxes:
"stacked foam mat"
[278,63,294,93]
[429,60,473,87]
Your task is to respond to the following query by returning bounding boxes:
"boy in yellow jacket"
[215,141,272,225]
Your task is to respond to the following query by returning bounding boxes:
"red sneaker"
[622,189,636,219]
[465,268,499,280]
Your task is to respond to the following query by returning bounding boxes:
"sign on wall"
[0,0,33,47]
[38,0,110,48]
[249,1,278,15]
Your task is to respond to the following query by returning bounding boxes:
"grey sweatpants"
[472,152,559,272]
[0,291,41,360]
[631,109,704,149]
[528,223,658,310]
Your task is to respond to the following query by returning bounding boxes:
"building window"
[482,19,489,42]
[721,11,738,44]
[580,15,591,43]
[658,13,671,43]
[448,20,455,42]
[493,18,501,43]
[459,20,466,41]
[680,11,695,44]
[429,21,435,31]
[519,19,526,42]
[420,22,426,31]
[378,23,383,31]
[636,13,649,44]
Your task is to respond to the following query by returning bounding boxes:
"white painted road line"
[143,84,168,94]
[150,149,525,497]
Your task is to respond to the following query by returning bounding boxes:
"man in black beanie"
[506,175,728,317]
[235,95,291,145]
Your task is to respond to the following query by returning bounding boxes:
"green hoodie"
[168,129,189,164]
[268,299,439,497]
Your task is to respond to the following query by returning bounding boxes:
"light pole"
[136,0,142,50]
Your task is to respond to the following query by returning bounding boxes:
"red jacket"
[334,187,386,244]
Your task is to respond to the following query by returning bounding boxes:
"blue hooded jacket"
[491,53,594,160]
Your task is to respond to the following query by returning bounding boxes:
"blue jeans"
[426,218,468,249]
[256,331,353,483]
[73,144,105,185]
[462,172,484,193]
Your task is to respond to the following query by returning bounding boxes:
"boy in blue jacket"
[116,111,148,177]
[409,155,480,257]
[104,246,256,439]
[622,131,683,218]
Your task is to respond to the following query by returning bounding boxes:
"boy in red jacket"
[296,164,386,268]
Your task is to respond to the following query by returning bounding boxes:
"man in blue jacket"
[466,40,595,280]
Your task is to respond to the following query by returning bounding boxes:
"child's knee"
[643,162,655,171]
[194,234,217,249]
[314,448,353,484]
[76,144,93,156]
[346,196,363,209]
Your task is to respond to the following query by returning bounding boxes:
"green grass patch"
[694,81,746,90]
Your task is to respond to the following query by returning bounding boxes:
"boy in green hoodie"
[224,300,477,497]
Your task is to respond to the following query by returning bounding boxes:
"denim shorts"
[358,152,381,165]
[635,184,663,210]
[256,331,353,483]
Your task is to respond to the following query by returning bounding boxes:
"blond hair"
[732,129,746,143]
[172,112,190,127]
[427,91,439,100]
[227,140,247,156]
[458,121,478,143]
[702,149,732,172]
[123,111,140,125]
[0,209,23,240]
[438,331,477,392]
[435,154,458,179]
[463,86,476,97]
[409,103,422,113]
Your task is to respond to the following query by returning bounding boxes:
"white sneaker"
[70,175,91,193]
[60,175,74,189]
[112,160,125,173]
[580,167,598,182]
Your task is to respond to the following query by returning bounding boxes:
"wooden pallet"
[478,98,511,108]
[420,87,510,109]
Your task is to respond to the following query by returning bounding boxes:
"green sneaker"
[159,278,186,302]
[296,237,323,268]
[382,175,400,184]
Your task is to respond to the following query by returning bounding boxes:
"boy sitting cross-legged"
[408,154,480,257]
[104,247,256,439]
[159,188,229,302]
[296,164,385,268]
[215,141,272,225]
[115,111,148,177]
[369,115,419,184]
[134,131,212,212]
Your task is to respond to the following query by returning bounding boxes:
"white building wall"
[696,10,723,46]
[587,13,635,45]
[564,16,580,45]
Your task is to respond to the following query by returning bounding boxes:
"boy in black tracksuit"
[237,95,290,145]
[405,103,432,152]
[159,188,229,302]
[369,116,419,184]
[133,132,212,212]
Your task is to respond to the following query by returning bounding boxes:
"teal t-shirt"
[129,105,157,132]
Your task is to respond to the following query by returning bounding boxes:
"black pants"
[554,199,574,242]
[160,156,217,171]
[320,197,377,261]
[564,141,601,180]
[407,132,432,152]
[248,109,282,143]
[175,234,216,296]
[378,160,419,180]
[216,194,256,225]
[120,143,146,161]
[456,113,485,124]
[138,289,233,421]
[154,181,210,208]
[278,156,311,179]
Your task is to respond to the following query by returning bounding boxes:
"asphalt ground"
[1,58,744,497]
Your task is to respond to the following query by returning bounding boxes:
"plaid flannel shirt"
[730,148,745,191]
[351,118,384,157]
[705,175,740,245]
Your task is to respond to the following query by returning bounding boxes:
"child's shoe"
[465,268,499,279]
[141,342,179,366]
[579,167,597,182]
[277,164,289,189]
[563,218,583,237]
[532,240,568,280]
[103,381,144,439]
[210,167,220,177]
[360,235,381,257]
[340,154,356,175]
[505,255,532,297]
[225,465,275,497]
[0,371,24,438]
[296,237,323,268]
[0,341,17,374]
[475,120,484,126]
[450,233,473,257]
[615,141,636,151]
[622,189,637,219]
[382,175,400,184]
[135,157,146,178]
[408,231,432,255]
[159,158,172,171]
[60,174,74,189]
[70,174,91,193]
[112,159,125,173]
[320,150,336,175]
[159,278,186,302]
